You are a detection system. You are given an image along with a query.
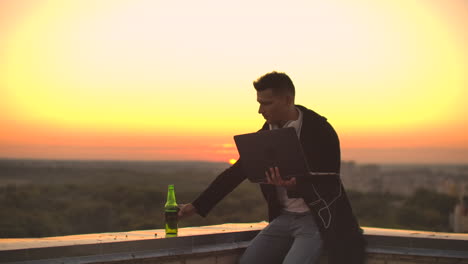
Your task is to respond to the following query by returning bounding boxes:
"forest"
[0,159,458,238]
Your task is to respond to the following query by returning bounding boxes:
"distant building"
[340,161,468,198]
[452,193,468,233]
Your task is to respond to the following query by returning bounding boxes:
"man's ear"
[285,95,294,106]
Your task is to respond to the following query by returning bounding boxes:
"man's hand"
[178,203,198,220]
[265,167,296,189]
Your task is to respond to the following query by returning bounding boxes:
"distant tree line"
[0,183,457,238]
[0,160,458,238]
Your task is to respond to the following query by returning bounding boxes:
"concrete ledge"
[0,235,251,264]
[0,223,265,264]
[364,227,468,260]
[1,224,467,264]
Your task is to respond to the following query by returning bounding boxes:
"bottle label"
[165,211,178,231]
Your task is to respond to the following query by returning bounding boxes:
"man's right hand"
[178,203,198,220]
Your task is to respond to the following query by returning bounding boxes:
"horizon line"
[0,157,467,166]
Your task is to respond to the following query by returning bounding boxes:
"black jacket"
[192,105,365,264]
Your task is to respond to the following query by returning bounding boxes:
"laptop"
[233,127,311,183]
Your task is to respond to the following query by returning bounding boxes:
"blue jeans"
[239,211,323,264]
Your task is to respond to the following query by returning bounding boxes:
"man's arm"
[296,118,342,201]
[189,160,247,217]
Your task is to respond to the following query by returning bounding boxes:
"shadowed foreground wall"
[0,223,467,264]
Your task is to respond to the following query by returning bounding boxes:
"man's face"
[257,89,291,125]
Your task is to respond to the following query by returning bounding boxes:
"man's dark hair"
[253,71,295,96]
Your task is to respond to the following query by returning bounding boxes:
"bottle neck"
[165,185,177,208]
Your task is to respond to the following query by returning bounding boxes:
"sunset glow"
[1,0,467,163]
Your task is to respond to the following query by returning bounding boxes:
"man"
[178,72,365,264]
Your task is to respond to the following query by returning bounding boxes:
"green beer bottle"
[164,184,178,236]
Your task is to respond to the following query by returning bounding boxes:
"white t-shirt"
[269,107,310,213]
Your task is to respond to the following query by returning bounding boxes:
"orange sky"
[1,0,467,164]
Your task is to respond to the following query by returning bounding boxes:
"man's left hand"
[265,167,296,188]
